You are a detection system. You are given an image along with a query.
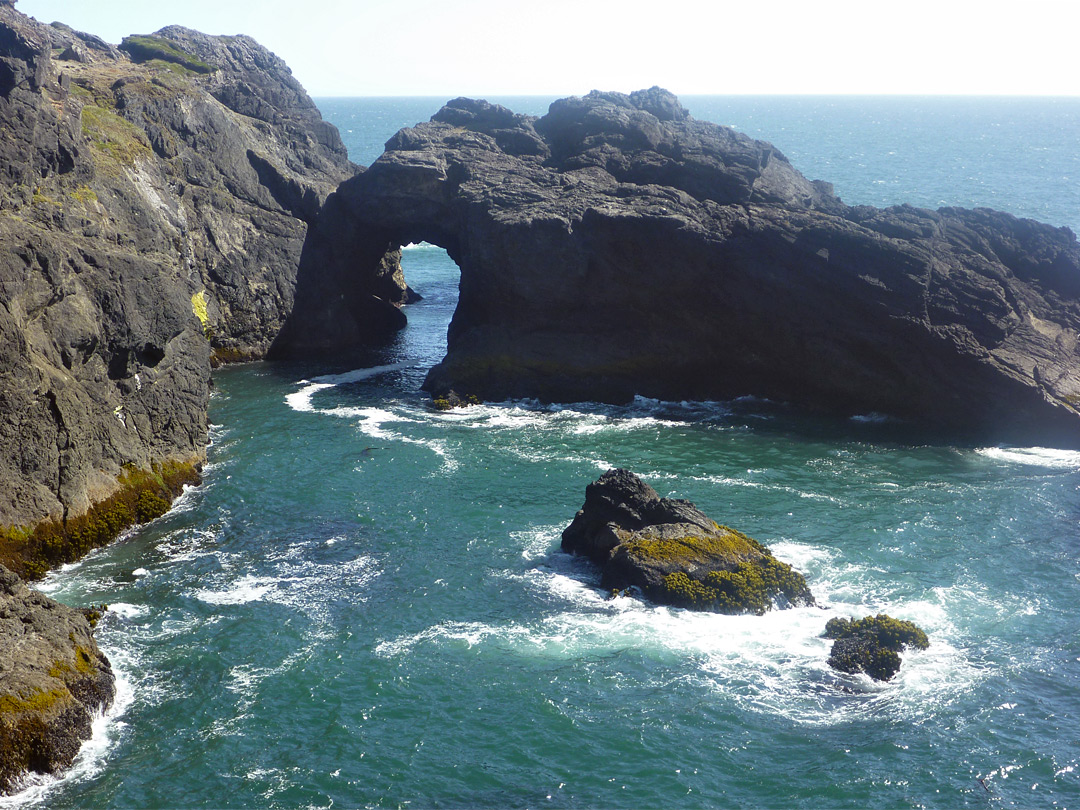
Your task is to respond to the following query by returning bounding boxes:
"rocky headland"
[277,88,1080,448]
[0,4,376,576]
[562,469,814,613]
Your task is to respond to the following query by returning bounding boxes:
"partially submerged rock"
[0,565,114,795]
[824,614,929,681]
[562,469,814,614]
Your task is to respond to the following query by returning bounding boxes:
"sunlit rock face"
[0,5,356,531]
[280,88,1080,447]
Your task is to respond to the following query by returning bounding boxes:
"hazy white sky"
[16,0,1080,97]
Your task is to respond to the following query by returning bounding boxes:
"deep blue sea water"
[6,97,1080,809]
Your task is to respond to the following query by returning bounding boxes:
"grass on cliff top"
[81,104,152,174]
[120,36,215,74]
[0,461,200,581]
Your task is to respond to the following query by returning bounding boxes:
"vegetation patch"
[431,390,481,410]
[191,290,210,333]
[824,614,929,681]
[81,104,152,173]
[68,185,98,205]
[0,460,200,581]
[210,346,262,368]
[0,688,68,716]
[119,36,215,74]
[642,533,813,615]
[144,57,201,78]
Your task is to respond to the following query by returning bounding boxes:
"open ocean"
[6,96,1080,809]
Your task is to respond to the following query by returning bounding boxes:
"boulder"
[562,469,814,614]
[823,614,929,681]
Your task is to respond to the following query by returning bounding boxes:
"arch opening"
[389,241,461,378]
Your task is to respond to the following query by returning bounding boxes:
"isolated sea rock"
[0,565,114,794]
[562,469,814,614]
[278,88,1080,447]
[823,614,929,681]
[0,5,364,566]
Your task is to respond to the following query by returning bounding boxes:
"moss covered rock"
[824,614,929,681]
[562,469,815,614]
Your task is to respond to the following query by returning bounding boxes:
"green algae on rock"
[824,614,930,681]
[0,460,200,581]
[562,469,815,614]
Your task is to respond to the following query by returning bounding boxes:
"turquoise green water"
[6,98,1080,809]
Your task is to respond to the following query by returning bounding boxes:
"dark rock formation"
[0,564,114,794]
[823,614,930,682]
[562,469,814,614]
[0,6,361,541]
[278,88,1080,447]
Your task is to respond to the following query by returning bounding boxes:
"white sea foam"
[974,446,1080,469]
[379,533,982,728]
[109,602,149,619]
[285,362,417,413]
[511,525,563,562]
[194,573,279,605]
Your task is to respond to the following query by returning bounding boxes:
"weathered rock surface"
[0,564,114,794]
[278,88,1080,447]
[0,5,358,534]
[562,469,814,614]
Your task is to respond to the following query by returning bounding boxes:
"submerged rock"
[280,88,1080,448]
[823,614,929,681]
[562,469,814,614]
[0,565,114,794]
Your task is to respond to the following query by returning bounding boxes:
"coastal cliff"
[278,89,1080,447]
[0,5,361,567]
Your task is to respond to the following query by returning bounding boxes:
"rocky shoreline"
[0,4,369,792]
[0,565,114,794]
[0,3,391,557]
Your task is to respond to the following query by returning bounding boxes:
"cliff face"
[0,6,356,534]
[278,89,1080,447]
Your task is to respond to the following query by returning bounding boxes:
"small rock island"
[562,469,815,614]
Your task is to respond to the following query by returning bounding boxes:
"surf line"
[285,361,418,413]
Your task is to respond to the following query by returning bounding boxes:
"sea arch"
[271,92,1080,445]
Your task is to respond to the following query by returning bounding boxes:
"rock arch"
[273,90,1080,447]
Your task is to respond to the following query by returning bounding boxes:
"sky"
[15,0,1080,97]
